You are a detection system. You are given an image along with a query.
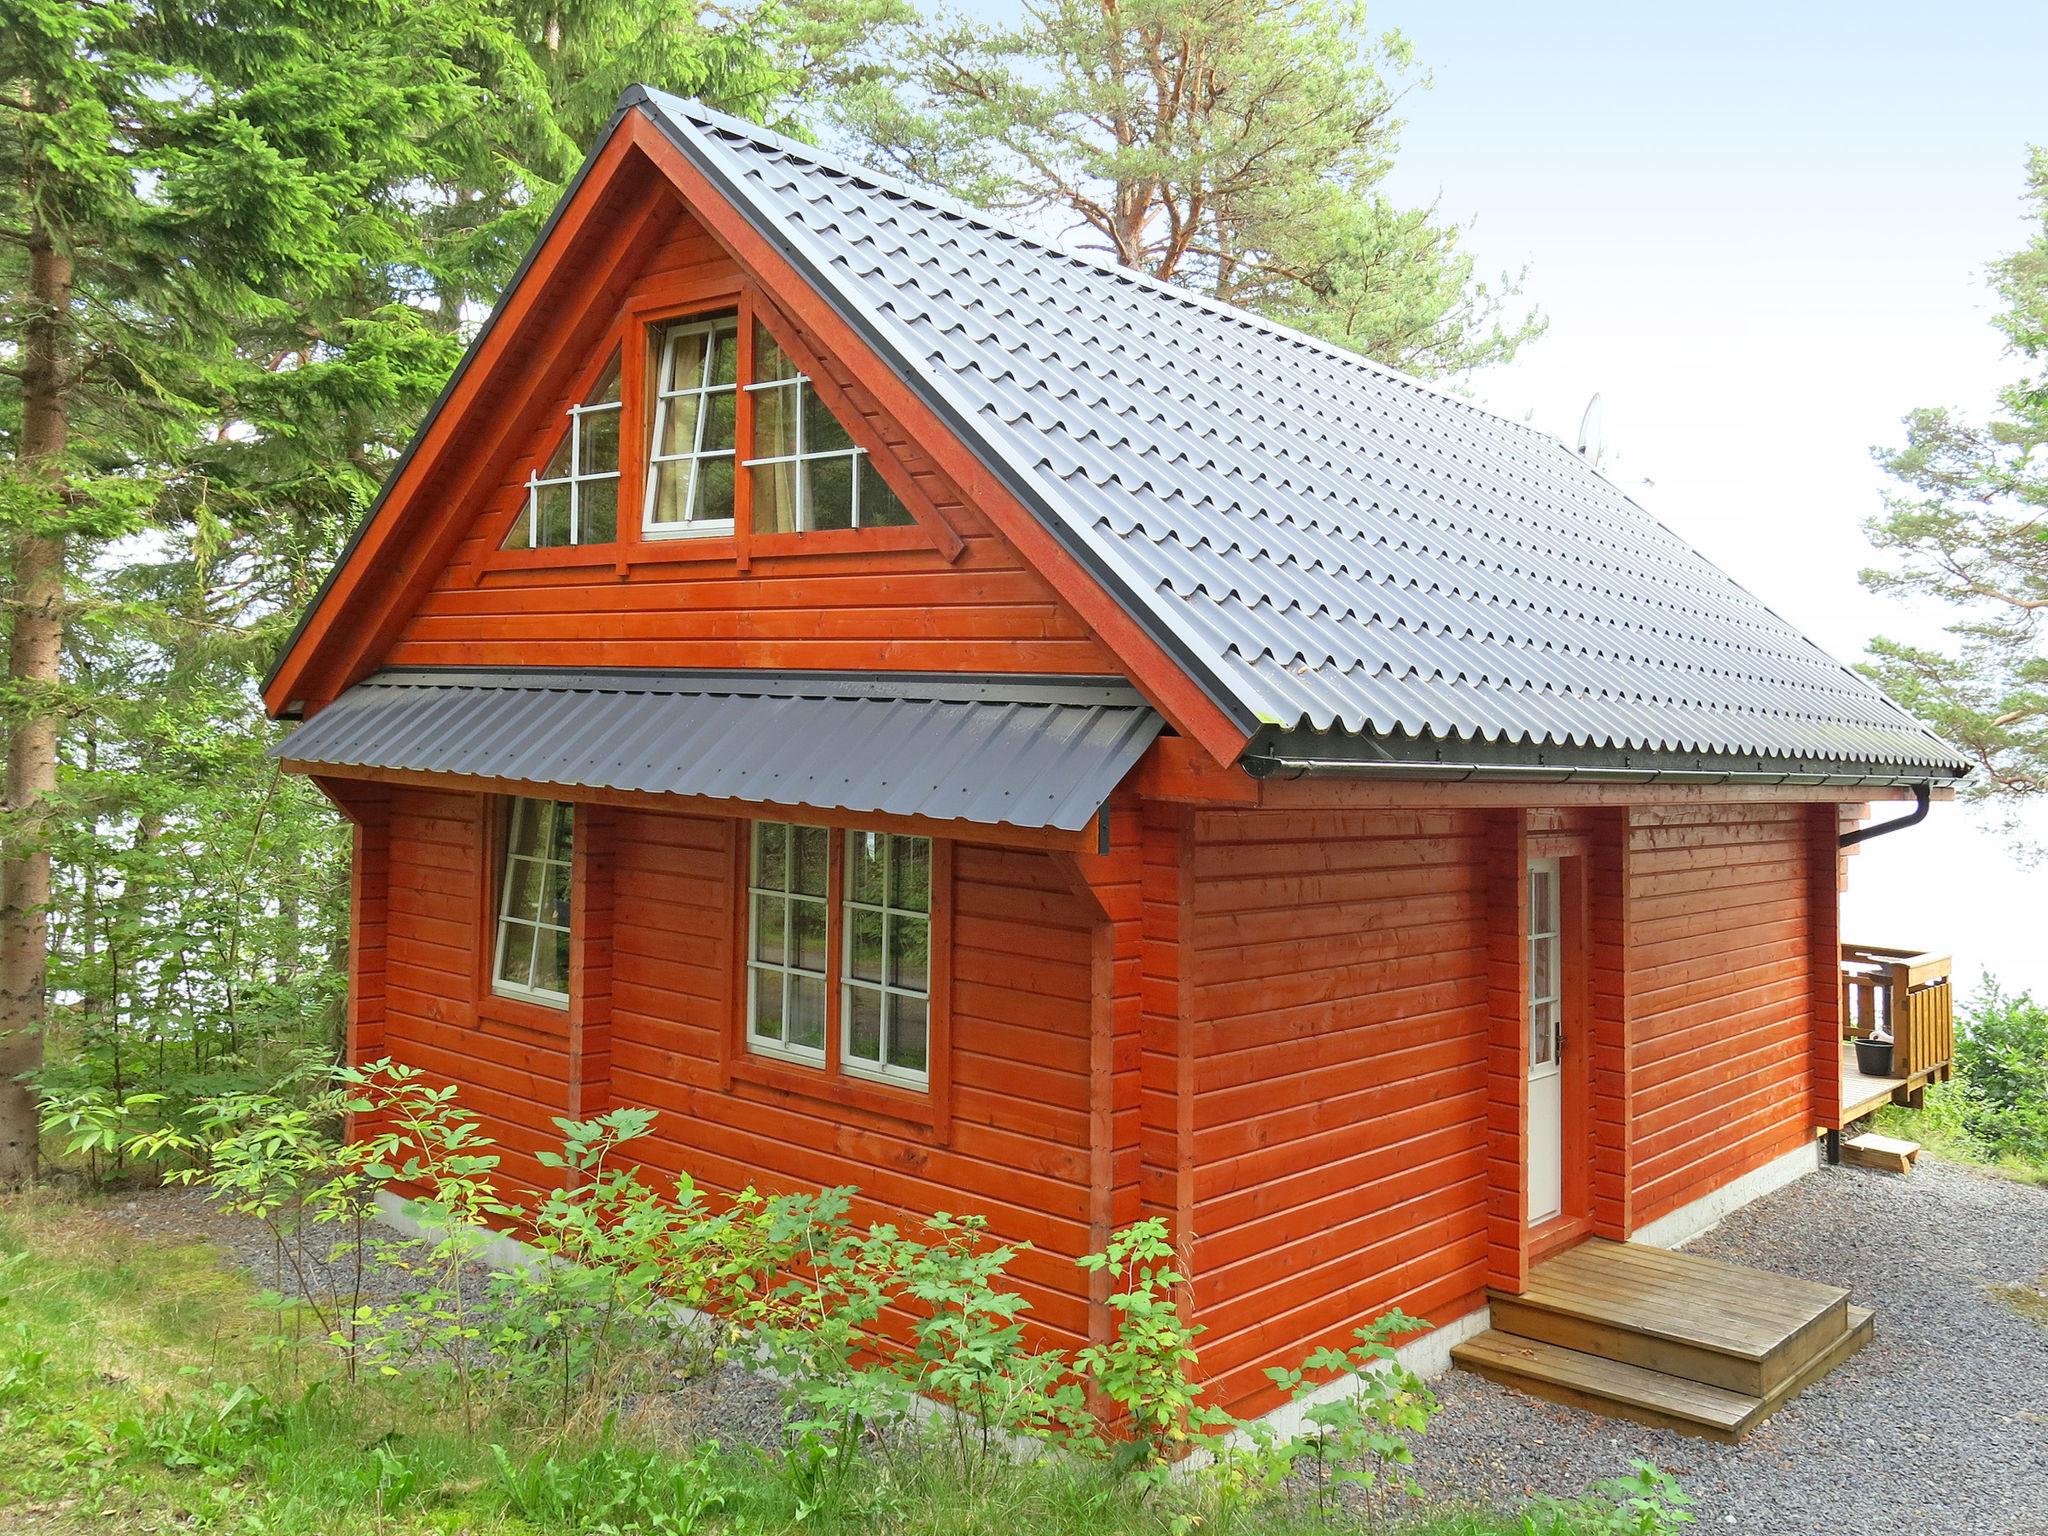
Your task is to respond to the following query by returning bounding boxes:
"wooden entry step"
[1451,1238,1873,1440]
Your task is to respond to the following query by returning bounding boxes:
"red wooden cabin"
[266,92,1968,1421]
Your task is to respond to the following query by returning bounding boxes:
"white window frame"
[839,830,931,1088]
[1527,856,1562,1077]
[742,338,908,533]
[511,364,620,549]
[644,314,739,539]
[745,820,830,1064]
[493,798,573,1008]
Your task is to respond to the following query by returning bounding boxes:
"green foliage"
[491,1426,735,1534]
[1954,980,2048,1159]
[1519,1461,1695,1536]
[832,0,1542,379]
[1075,1217,1225,1475]
[0,1170,1689,1536]
[1864,146,2048,830]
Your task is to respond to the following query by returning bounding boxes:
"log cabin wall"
[1176,807,1496,1418]
[1624,803,1822,1229]
[380,207,1120,680]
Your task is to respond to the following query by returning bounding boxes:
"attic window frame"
[642,309,742,540]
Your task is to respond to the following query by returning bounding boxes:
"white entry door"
[1526,857,1564,1225]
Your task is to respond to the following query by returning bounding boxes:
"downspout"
[1825,782,1932,1165]
[1836,782,1932,848]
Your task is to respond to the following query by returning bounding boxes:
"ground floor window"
[746,819,933,1089]
[494,798,573,1006]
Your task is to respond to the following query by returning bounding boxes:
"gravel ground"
[103,1157,2048,1533]
[1402,1157,2048,1536]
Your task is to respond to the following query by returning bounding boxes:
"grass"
[0,1191,1614,1536]
[1873,1084,2048,1189]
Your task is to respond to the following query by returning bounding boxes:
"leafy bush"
[1520,1460,1694,1534]
[1951,980,2048,1164]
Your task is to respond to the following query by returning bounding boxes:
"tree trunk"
[0,213,73,1190]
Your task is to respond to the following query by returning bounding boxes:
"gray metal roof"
[635,91,1968,780]
[274,670,1163,832]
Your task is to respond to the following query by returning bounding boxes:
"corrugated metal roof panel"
[636,91,1968,779]
[275,670,1163,832]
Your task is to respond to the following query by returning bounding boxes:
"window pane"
[751,970,784,1042]
[506,798,541,857]
[648,460,691,526]
[545,859,573,928]
[1530,937,1554,1004]
[531,927,569,997]
[579,477,617,543]
[753,822,788,891]
[751,891,786,966]
[754,379,799,460]
[694,457,735,523]
[753,319,797,382]
[503,507,533,551]
[708,321,740,386]
[1529,999,1555,1067]
[793,826,830,897]
[890,837,931,913]
[849,831,885,905]
[788,976,826,1052]
[657,391,703,458]
[1529,869,1554,935]
[582,407,620,472]
[535,481,573,546]
[542,432,574,479]
[663,326,709,392]
[807,454,855,532]
[803,387,855,454]
[544,802,574,863]
[888,995,928,1073]
[792,896,828,974]
[846,985,883,1064]
[497,923,536,990]
[701,388,737,452]
[888,913,930,992]
[589,349,622,405]
[501,856,545,924]
[858,458,913,527]
[848,907,884,985]
[753,460,798,534]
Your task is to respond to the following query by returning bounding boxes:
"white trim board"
[1629,1139,1821,1251]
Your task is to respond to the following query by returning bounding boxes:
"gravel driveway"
[105,1155,2048,1533]
[1405,1157,2048,1536]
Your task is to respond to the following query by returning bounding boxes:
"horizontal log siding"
[602,807,1100,1348]
[379,789,572,1193]
[1626,804,1819,1228]
[384,211,1119,678]
[1183,809,1494,1418]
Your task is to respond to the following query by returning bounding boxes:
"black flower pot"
[1855,1037,1894,1076]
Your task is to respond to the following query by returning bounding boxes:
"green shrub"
[1952,980,2048,1164]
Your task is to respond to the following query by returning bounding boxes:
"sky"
[1350,1,2047,995]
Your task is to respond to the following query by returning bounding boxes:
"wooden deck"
[1452,1238,1872,1440]
[1839,1039,1947,1126]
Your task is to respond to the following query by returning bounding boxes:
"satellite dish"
[1576,393,1606,466]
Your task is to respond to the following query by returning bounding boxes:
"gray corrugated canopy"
[274,670,1163,832]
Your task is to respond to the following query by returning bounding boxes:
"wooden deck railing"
[1840,944,1955,1080]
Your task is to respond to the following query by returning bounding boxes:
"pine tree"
[1864,148,2048,847]
[0,0,802,1184]
[831,0,1542,377]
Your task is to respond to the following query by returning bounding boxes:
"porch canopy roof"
[273,668,1164,833]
